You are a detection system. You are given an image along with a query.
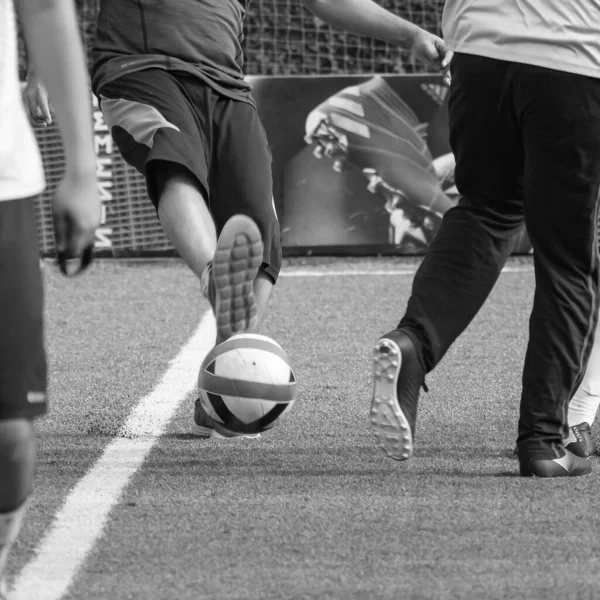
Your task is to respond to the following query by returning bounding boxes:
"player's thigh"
[0,199,47,420]
[518,67,600,254]
[211,99,281,281]
[98,70,211,206]
[449,54,525,218]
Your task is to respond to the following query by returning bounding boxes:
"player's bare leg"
[154,165,268,439]
[156,165,271,342]
[157,167,218,282]
[253,268,274,330]
[0,420,36,594]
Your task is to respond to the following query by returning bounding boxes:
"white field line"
[279,265,534,277]
[10,311,217,600]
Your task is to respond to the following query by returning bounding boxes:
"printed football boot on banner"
[304,76,456,251]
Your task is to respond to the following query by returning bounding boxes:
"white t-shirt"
[0,0,45,202]
[442,0,600,80]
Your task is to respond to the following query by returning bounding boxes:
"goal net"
[243,0,444,76]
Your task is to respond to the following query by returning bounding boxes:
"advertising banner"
[249,74,533,255]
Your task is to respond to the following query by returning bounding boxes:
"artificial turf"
[10,257,600,600]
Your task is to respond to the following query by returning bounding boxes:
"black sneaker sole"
[370,338,413,461]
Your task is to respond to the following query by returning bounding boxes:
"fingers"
[424,39,453,86]
[36,96,53,126]
[52,211,68,255]
[443,68,452,87]
[23,83,52,127]
[53,213,96,277]
[416,37,448,70]
[53,212,96,257]
[56,245,94,277]
[441,50,453,87]
[67,224,96,258]
[441,50,454,69]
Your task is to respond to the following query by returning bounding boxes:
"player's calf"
[0,419,36,588]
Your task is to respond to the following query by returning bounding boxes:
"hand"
[409,29,449,72]
[22,75,53,127]
[52,169,101,275]
[442,51,454,87]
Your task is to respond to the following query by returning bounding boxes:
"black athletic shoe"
[515,423,599,459]
[565,422,595,458]
[192,399,260,440]
[520,449,592,478]
[370,330,425,461]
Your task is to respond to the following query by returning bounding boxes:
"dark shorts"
[0,199,47,420]
[98,69,281,282]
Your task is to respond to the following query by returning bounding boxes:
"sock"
[0,497,30,583]
[565,336,600,444]
[200,262,216,311]
[567,392,600,430]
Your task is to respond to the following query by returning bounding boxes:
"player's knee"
[150,160,205,207]
[0,419,36,461]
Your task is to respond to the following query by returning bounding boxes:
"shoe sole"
[190,423,213,438]
[213,215,263,342]
[212,430,261,440]
[370,338,413,461]
[520,458,592,477]
[190,423,261,440]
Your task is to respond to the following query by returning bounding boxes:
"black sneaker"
[370,330,425,461]
[519,448,592,477]
[192,399,261,440]
[192,398,217,438]
[565,422,595,458]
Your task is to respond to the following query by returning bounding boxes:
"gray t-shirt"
[91,0,253,100]
[442,0,600,79]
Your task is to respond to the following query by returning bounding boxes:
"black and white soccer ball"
[198,333,297,435]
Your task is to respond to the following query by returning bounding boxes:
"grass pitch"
[9,257,600,600]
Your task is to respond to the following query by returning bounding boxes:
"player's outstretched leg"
[195,216,264,440]
[370,330,426,461]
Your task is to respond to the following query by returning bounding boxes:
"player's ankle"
[0,497,30,575]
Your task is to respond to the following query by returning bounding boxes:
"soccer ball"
[198,333,297,435]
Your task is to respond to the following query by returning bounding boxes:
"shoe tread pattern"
[213,215,263,342]
[371,339,413,461]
